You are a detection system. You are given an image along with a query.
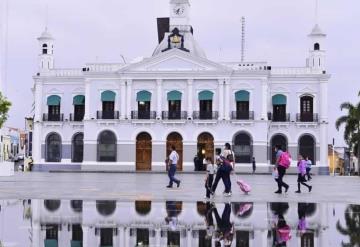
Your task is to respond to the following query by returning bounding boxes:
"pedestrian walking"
[305,156,312,180]
[274,145,290,194]
[205,157,216,199]
[166,145,181,188]
[295,155,312,193]
[213,203,234,247]
[252,157,256,174]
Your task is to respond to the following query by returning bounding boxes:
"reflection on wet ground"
[0,199,359,247]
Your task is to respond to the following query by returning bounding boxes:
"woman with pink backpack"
[274,145,290,194]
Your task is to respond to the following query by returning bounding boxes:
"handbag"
[272,168,279,179]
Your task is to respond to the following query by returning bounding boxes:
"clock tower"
[170,0,191,32]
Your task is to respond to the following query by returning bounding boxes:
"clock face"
[173,5,185,16]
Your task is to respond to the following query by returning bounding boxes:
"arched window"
[100,91,116,119]
[136,90,152,119]
[42,43,48,54]
[44,200,61,212]
[167,91,182,119]
[72,133,84,162]
[233,132,253,163]
[135,201,151,216]
[97,131,117,162]
[299,135,316,165]
[46,133,62,162]
[234,90,250,120]
[73,95,85,121]
[71,200,83,213]
[314,43,320,51]
[272,94,287,122]
[270,134,288,164]
[96,200,116,216]
[198,90,214,120]
[47,95,61,121]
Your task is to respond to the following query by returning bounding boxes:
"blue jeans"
[211,165,231,193]
[168,164,180,187]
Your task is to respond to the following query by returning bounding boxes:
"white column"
[224,79,231,120]
[320,80,328,121]
[126,79,133,119]
[156,79,162,119]
[84,79,91,120]
[155,228,161,247]
[261,79,268,120]
[187,79,193,119]
[34,81,43,122]
[31,222,41,247]
[319,80,328,173]
[81,226,91,247]
[120,80,126,119]
[218,79,224,120]
[33,122,41,164]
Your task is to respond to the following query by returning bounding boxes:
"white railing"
[86,63,126,72]
[223,62,268,71]
[271,67,324,75]
[44,69,83,77]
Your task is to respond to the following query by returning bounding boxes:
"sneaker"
[177,181,181,188]
[204,196,210,199]
[224,192,232,197]
[274,190,282,194]
[295,190,301,193]
[309,186,312,192]
[285,186,289,193]
[166,185,173,188]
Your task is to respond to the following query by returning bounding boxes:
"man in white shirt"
[167,145,181,188]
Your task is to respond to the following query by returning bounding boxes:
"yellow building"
[328,145,345,175]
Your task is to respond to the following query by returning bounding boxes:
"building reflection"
[2,199,332,247]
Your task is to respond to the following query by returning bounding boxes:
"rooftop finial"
[241,17,246,62]
[315,0,319,24]
[45,4,49,31]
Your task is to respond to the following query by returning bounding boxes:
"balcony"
[296,113,319,122]
[162,111,188,120]
[96,111,119,120]
[131,111,156,120]
[267,112,290,122]
[69,113,84,122]
[231,111,254,120]
[193,111,219,120]
[43,113,64,122]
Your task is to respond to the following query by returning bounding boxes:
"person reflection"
[205,202,215,241]
[270,203,291,246]
[297,203,307,237]
[165,201,179,231]
[213,203,234,247]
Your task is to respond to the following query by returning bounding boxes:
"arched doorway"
[197,133,214,170]
[233,132,253,163]
[270,134,288,164]
[135,201,152,216]
[72,133,84,162]
[97,131,117,162]
[299,135,316,165]
[44,200,61,212]
[166,132,183,171]
[46,133,62,162]
[96,200,116,216]
[136,132,152,171]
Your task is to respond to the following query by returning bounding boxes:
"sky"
[1,0,360,147]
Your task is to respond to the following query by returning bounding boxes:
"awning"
[167,90,182,101]
[136,90,151,102]
[101,90,116,102]
[47,95,61,106]
[73,95,85,105]
[272,94,287,105]
[235,90,250,101]
[198,90,213,101]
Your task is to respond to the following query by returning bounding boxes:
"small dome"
[309,24,326,36]
[38,28,54,40]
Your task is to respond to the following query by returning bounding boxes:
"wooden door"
[197,133,214,170]
[166,132,183,171]
[136,132,152,171]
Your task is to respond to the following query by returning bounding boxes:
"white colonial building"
[32,0,330,174]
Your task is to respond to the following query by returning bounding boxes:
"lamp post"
[332,138,335,176]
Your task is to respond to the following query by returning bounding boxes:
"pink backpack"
[279,152,291,169]
[236,179,251,194]
[278,225,291,242]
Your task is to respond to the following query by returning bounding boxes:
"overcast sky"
[1,0,360,146]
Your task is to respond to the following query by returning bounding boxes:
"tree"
[336,205,360,247]
[335,91,360,175]
[0,92,11,128]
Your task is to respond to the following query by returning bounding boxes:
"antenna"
[315,0,319,24]
[45,4,49,30]
[241,17,246,62]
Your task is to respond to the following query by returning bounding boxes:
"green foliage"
[0,92,11,128]
[336,205,360,247]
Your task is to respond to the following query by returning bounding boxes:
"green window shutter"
[73,95,85,105]
[71,240,82,247]
[167,90,182,101]
[235,90,250,101]
[47,95,61,106]
[44,239,58,247]
[101,91,116,102]
[136,90,152,102]
[272,94,287,105]
[198,90,213,101]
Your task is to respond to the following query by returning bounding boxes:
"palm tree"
[0,92,11,128]
[335,91,360,175]
[336,205,360,247]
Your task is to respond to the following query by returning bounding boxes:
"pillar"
[84,79,91,120]
[81,226,91,247]
[218,79,224,120]
[126,79,133,119]
[319,80,329,173]
[34,80,43,122]
[187,79,193,119]
[120,80,126,119]
[261,79,268,120]
[33,122,42,164]
[156,79,162,119]
[224,79,231,120]
[155,228,161,247]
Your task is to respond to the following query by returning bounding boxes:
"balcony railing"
[296,113,319,122]
[131,111,156,120]
[162,111,188,120]
[43,113,64,122]
[69,113,84,122]
[268,112,291,122]
[231,111,254,120]
[96,111,119,120]
[193,111,219,120]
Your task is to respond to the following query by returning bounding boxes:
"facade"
[0,126,23,161]
[32,0,330,173]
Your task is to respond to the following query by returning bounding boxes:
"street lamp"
[332,138,335,176]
